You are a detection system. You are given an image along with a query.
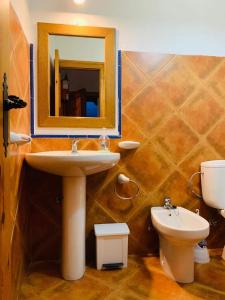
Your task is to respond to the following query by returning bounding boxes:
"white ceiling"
[28,0,159,17]
[27,0,225,20]
[26,0,225,55]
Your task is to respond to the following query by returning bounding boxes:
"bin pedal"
[102,263,123,269]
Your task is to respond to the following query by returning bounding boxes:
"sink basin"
[25,150,120,280]
[25,150,120,176]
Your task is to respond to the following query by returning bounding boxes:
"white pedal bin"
[94,223,130,270]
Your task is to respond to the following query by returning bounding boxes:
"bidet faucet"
[72,139,79,153]
[163,197,176,209]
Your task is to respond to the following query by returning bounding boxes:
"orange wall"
[27,52,225,262]
[2,5,31,299]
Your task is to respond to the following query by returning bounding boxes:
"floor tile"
[22,261,64,295]
[43,275,112,300]
[86,257,139,288]
[20,252,225,300]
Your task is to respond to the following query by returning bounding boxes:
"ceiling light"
[73,0,86,4]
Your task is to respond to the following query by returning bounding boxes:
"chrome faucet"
[163,197,175,209]
[72,139,79,153]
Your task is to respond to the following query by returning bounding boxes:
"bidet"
[151,205,209,283]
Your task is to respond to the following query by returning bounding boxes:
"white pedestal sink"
[25,150,120,280]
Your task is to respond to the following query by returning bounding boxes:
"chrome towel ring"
[114,174,140,200]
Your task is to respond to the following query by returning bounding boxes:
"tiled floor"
[20,249,225,300]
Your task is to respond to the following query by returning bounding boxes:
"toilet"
[151,206,209,283]
[200,160,225,259]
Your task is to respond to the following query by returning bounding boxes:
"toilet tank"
[201,160,225,209]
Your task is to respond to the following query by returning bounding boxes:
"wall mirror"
[37,23,116,128]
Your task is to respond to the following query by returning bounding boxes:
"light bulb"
[73,0,86,4]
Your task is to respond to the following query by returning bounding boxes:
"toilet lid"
[201,160,225,168]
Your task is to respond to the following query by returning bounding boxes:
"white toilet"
[200,160,225,259]
[151,206,209,283]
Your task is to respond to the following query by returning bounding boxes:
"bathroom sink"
[25,150,120,176]
[25,150,120,281]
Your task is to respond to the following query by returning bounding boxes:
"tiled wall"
[1,5,31,300]
[28,52,225,263]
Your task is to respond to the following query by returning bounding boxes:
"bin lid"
[94,223,130,237]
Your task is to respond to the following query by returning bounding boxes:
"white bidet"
[151,206,209,283]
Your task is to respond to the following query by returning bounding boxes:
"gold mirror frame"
[37,23,116,128]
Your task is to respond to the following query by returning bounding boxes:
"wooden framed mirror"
[37,23,116,128]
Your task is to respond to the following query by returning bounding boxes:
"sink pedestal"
[62,176,86,280]
[25,150,120,280]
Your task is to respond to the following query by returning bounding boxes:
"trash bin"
[94,223,130,270]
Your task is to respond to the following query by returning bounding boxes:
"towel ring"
[114,178,140,200]
[188,171,203,199]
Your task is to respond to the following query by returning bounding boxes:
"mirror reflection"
[49,35,105,117]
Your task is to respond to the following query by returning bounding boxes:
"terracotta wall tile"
[154,116,199,164]
[179,144,220,176]
[183,55,221,79]
[2,5,31,300]
[28,50,225,263]
[157,171,193,208]
[124,142,171,192]
[125,51,175,78]
[181,89,224,135]
[154,58,197,107]
[128,205,159,255]
[122,52,148,106]
[124,84,172,135]
[208,61,225,99]
[207,119,225,157]
[121,113,145,142]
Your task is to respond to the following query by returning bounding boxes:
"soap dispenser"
[99,128,110,151]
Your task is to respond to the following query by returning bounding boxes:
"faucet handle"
[164,197,171,204]
[72,139,79,153]
[72,138,79,145]
[163,197,177,210]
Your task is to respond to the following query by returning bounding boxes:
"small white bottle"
[99,128,110,151]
